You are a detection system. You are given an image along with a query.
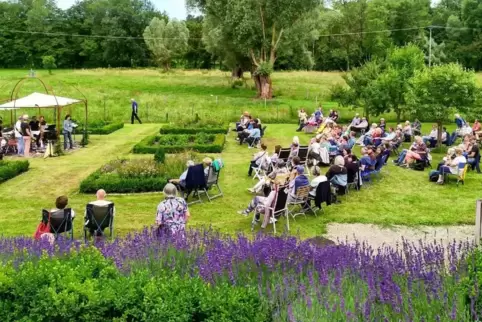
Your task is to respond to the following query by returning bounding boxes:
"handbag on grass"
[33,214,50,240]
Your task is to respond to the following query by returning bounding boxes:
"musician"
[29,116,40,148]
[63,114,74,150]
[39,116,47,148]
[21,115,32,157]
[0,119,3,138]
[130,98,142,124]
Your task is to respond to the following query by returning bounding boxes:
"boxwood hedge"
[159,126,228,135]
[80,170,167,193]
[88,122,124,135]
[133,133,225,154]
[0,160,29,184]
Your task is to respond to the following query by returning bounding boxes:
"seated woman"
[309,166,327,197]
[360,147,377,177]
[473,119,482,140]
[156,183,190,238]
[243,124,261,146]
[435,147,467,184]
[51,195,76,218]
[466,136,480,172]
[270,145,282,165]
[288,166,310,202]
[349,113,361,129]
[248,143,268,176]
[169,160,195,191]
[236,111,250,131]
[326,156,348,189]
[402,121,412,142]
[203,157,213,177]
[287,136,300,162]
[437,148,455,171]
[352,117,368,132]
[422,124,438,147]
[402,136,427,167]
[248,159,289,194]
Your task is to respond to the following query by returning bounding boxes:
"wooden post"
[476,199,482,245]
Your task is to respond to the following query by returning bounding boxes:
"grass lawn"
[0,121,480,239]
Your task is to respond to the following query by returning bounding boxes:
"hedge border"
[88,122,124,135]
[133,133,226,154]
[79,169,167,193]
[159,126,228,135]
[0,160,29,184]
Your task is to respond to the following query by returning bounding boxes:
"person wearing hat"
[20,115,32,157]
[130,98,142,124]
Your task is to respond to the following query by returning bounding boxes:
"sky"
[55,0,188,20]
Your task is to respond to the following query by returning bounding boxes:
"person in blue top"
[242,124,261,146]
[130,98,142,124]
[448,113,466,145]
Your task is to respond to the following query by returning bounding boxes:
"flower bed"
[0,160,29,184]
[133,133,225,154]
[0,230,476,321]
[88,121,124,135]
[80,153,196,193]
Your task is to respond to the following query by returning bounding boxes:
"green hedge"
[88,122,124,135]
[133,133,226,154]
[0,160,29,184]
[0,248,271,322]
[79,170,167,193]
[159,126,228,134]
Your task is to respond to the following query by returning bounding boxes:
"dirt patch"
[325,223,475,249]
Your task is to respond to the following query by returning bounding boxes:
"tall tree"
[184,15,213,69]
[143,18,190,70]
[187,0,320,98]
[406,63,480,146]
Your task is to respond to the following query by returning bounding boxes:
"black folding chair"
[183,164,207,205]
[199,166,223,201]
[278,148,291,162]
[42,208,73,240]
[298,146,310,175]
[84,203,115,241]
[252,185,289,233]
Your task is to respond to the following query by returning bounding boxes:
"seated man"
[326,156,348,188]
[169,160,195,190]
[360,147,377,177]
[203,157,213,177]
[85,189,115,237]
[435,147,467,184]
[352,117,368,132]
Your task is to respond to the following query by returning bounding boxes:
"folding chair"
[84,203,114,241]
[252,185,289,234]
[288,185,314,220]
[42,208,73,240]
[183,164,207,205]
[252,154,270,181]
[199,166,223,201]
[260,125,267,137]
[298,146,310,175]
[248,137,260,148]
[444,163,468,186]
[278,148,291,162]
[370,155,388,181]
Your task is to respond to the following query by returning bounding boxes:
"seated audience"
[270,145,282,165]
[248,159,289,194]
[352,117,368,132]
[52,195,76,218]
[288,136,300,161]
[288,166,310,202]
[402,121,412,142]
[248,144,268,176]
[326,156,348,188]
[156,183,190,237]
[467,136,480,172]
[85,189,115,237]
[435,147,467,184]
[309,166,327,197]
[402,136,427,167]
[237,183,284,227]
[379,118,386,133]
[242,123,261,146]
[412,119,422,136]
[422,124,438,147]
[350,113,361,128]
[360,147,377,176]
[169,160,195,190]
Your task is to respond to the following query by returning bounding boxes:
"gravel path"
[325,223,475,249]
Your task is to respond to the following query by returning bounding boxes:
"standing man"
[131,98,142,124]
[14,115,24,156]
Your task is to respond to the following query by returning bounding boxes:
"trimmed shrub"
[154,147,166,163]
[0,160,29,184]
[80,171,167,193]
[159,126,228,135]
[88,122,124,135]
[0,248,270,322]
[133,133,225,154]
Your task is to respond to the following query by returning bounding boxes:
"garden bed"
[80,153,195,193]
[133,133,225,154]
[159,126,228,134]
[88,121,124,135]
[0,160,29,184]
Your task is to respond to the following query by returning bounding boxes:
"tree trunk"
[396,110,401,124]
[231,66,244,79]
[437,121,443,149]
[253,74,273,99]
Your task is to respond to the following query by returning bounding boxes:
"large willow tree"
[188,0,320,99]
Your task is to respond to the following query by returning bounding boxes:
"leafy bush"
[133,133,225,154]
[154,147,166,163]
[0,247,270,322]
[159,126,228,134]
[0,160,29,184]
[88,121,124,135]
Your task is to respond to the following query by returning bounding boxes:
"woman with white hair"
[169,160,195,190]
[326,156,348,187]
[288,136,300,162]
[156,183,190,237]
[402,121,412,142]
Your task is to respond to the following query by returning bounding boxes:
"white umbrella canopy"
[0,92,81,110]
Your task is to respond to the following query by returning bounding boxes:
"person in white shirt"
[309,166,327,197]
[248,144,268,176]
[422,124,438,145]
[169,160,195,190]
[88,189,115,214]
[14,115,24,156]
[436,147,467,184]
